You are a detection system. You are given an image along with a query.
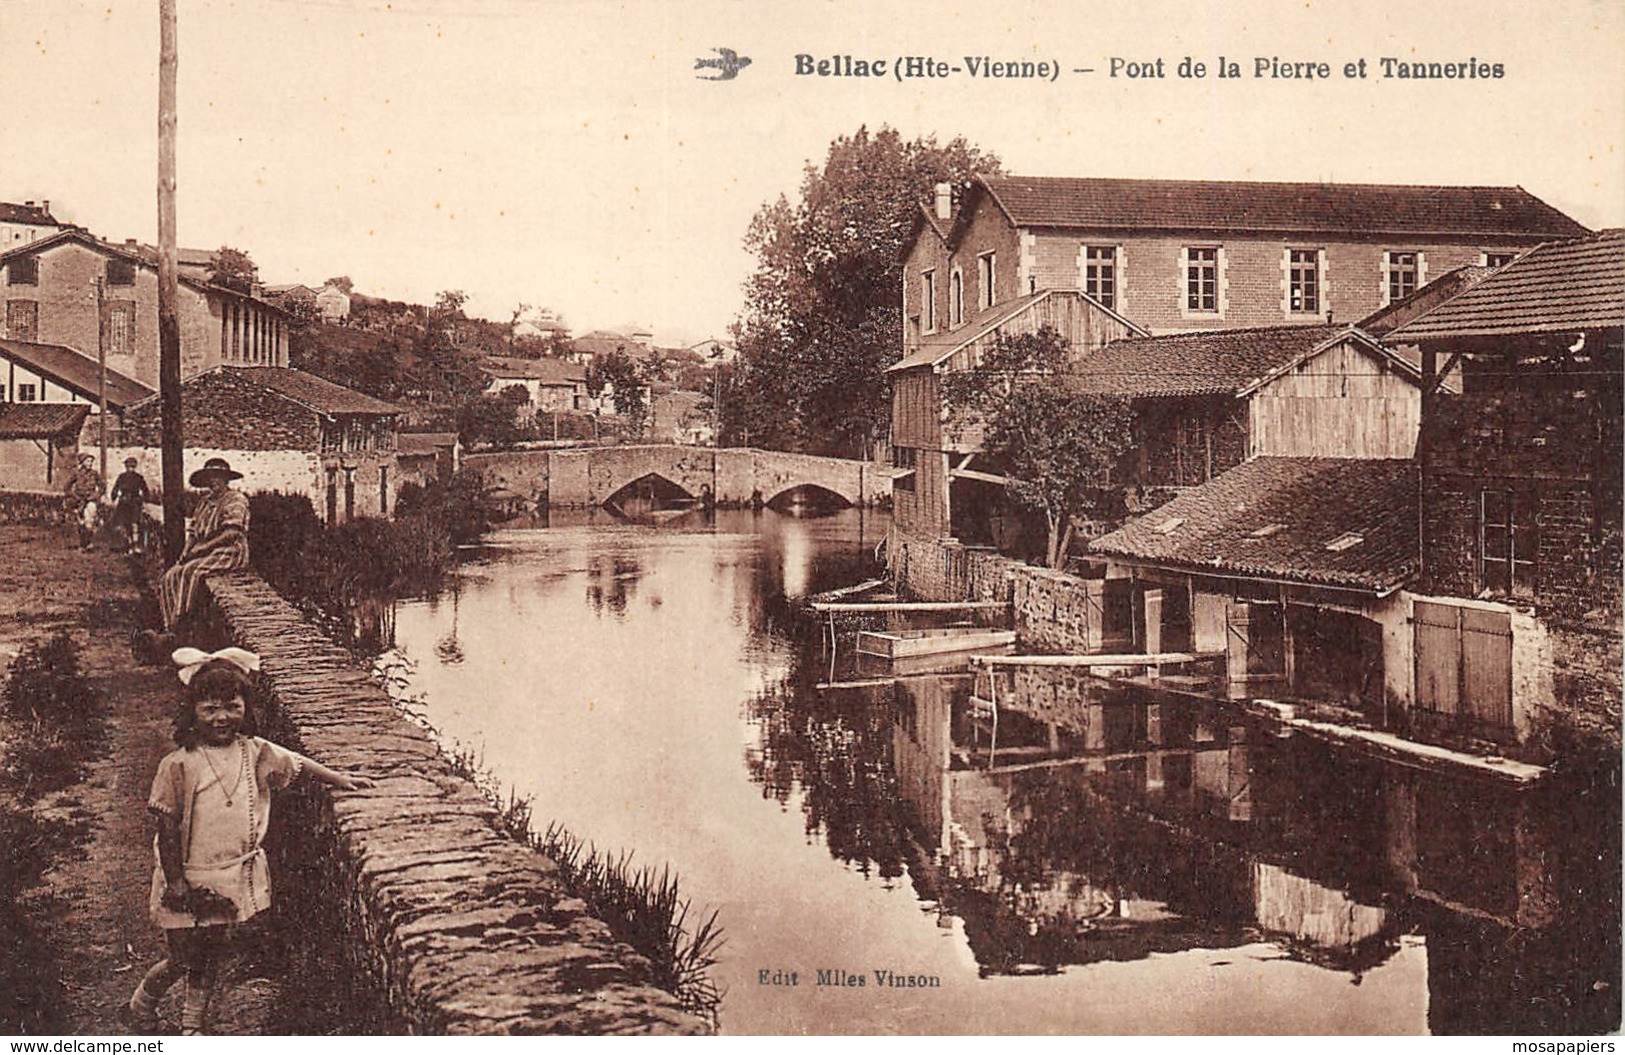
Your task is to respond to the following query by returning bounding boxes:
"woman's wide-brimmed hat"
[188,457,243,487]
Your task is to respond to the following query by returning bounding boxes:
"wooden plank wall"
[890,370,941,450]
[943,291,1138,373]
[1250,338,1421,458]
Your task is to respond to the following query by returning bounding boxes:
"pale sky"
[1,0,1620,346]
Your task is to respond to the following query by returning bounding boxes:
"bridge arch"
[602,472,700,518]
[469,445,883,509]
[763,483,852,514]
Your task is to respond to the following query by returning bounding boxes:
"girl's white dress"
[147,735,306,929]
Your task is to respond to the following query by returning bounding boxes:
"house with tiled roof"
[0,229,292,394]
[889,174,1586,546]
[0,201,66,252]
[887,289,1144,542]
[1072,322,1440,498]
[0,402,90,490]
[1385,229,1623,748]
[917,175,1586,338]
[478,355,587,417]
[0,338,155,411]
[113,366,401,523]
[1079,230,1623,753]
[1085,457,1420,732]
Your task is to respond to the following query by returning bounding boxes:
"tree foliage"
[941,326,1137,568]
[456,384,529,448]
[211,246,258,294]
[405,289,484,402]
[588,349,649,438]
[726,126,1000,456]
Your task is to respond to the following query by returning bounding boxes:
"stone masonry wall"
[196,573,708,1035]
[889,528,1106,654]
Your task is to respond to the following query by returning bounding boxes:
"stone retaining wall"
[888,528,1104,653]
[196,572,709,1035]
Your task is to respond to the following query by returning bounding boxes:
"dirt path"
[0,526,278,1036]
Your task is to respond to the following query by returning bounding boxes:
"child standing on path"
[127,647,372,1035]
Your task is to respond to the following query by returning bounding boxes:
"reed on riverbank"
[535,822,724,1018]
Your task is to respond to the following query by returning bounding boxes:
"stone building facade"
[116,366,400,523]
[0,229,290,390]
[903,176,1588,344]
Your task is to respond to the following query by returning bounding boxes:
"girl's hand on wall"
[339,774,375,791]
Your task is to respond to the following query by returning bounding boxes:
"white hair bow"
[171,646,261,685]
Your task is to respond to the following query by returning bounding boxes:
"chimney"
[39,200,48,215]
[934,182,952,221]
[23,200,34,208]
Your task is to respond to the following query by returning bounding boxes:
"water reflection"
[873,671,1620,1031]
[394,510,1618,1035]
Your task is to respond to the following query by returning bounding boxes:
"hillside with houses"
[0,200,729,524]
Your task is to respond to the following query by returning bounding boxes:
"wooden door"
[1413,600,1461,717]
[1461,608,1512,731]
[1225,602,1285,680]
[1413,600,1513,738]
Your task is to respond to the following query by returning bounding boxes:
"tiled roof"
[1088,457,1419,593]
[0,339,155,408]
[229,367,400,416]
[397,432,458,455]
[569,335,646,359]
[480,356,585,384]
[0,202,59,226]
[1388,230,1625,340]
[1357,265,1498,336]
[0,402,90,440]
[975,176,1589,239]
[1066,325,1340,398]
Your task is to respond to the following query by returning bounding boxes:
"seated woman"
[158,458,251,641]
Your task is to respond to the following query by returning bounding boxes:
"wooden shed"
[0,402,89,490]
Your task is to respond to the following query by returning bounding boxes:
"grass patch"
[0,633,102,1032]
[249,471,496,651]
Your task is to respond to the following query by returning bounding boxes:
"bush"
[248,471,495,649]
[0,633,101,800]
[0,634,99,1033]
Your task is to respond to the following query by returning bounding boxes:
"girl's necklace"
[200,738,246,807]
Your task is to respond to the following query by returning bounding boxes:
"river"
[391,508,1619,1035]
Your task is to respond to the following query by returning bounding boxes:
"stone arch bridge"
[463,445,887,510]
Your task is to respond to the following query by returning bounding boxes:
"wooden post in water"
[157,0,184,562]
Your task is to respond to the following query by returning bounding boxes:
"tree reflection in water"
[585,554,642,618]
[745,647,909,883]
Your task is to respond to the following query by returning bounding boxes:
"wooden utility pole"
[158,0,184,561]
[95,278,108,482]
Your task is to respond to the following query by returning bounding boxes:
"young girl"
[127,647,373,1035]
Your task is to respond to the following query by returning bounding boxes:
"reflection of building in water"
[885,670,1615,1004]
[891,673,1399,975]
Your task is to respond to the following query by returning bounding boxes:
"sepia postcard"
[0,0,1619,1041]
